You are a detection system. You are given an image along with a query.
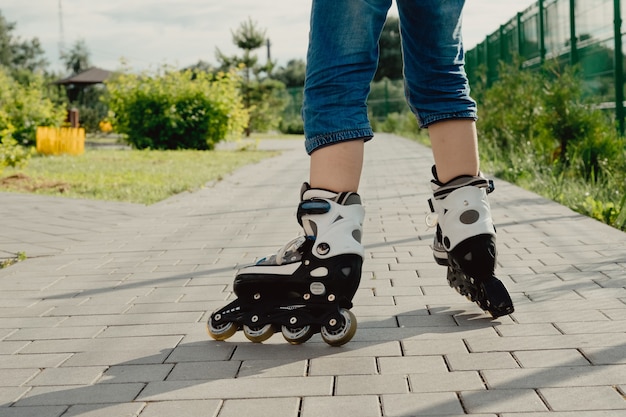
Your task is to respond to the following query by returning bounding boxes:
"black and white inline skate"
[207,183,364,346]
[427,167,514,318]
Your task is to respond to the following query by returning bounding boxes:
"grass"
[0,251,27,269]
[404,131,626,231]
[0,147,279,205]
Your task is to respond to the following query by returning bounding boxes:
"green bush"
[378,111,421,140]
[477,61,543,160]
[105,67,248,150]
[0,133,33,174]
[279,117,304,135]
[245,78,288,133]
[476,60,626,231]
[368,78,408,121]
[0,68,66,146]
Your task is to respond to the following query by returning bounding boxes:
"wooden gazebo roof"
[53,67,112,86]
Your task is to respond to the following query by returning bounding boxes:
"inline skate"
[207,183,364,346]
[427,167,514,318]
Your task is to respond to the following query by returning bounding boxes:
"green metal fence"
[466,0,625,133]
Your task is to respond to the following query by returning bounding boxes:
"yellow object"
[99,120,113,133]
[36,127,85,155]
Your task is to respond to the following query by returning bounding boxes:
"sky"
[2,0,538,74]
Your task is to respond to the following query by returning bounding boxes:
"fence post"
[517,12,524,59]
[539,0,546,63]
[615,0,625,135]
[569,0,578,65]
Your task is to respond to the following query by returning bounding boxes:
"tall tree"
[216,18,286,135]
[273,59,306,88]
[0,11,48,74]
[216,17,267,82]
[61,39,91,74]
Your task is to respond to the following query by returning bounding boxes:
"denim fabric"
[302,0,477,154]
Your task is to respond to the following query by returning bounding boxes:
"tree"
[216,18,266,82]
[375,16,403,81]
[0,11,48,75]
[273,59,306,88]
[185,60,216,77]
[61,39,91,74]
[216,18,287,134]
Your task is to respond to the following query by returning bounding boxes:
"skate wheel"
[207,318,238,341]
[243,323,275,343]
[320,309,357,347]
[281,325,315,345]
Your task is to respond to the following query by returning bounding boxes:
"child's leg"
[428,119,479,182]
[309,140,364,192]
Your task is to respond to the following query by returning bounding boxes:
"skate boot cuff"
[427,167,496,253]
[430,167,494,202]
[300,182,362,206]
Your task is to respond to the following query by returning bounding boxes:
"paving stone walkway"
[0,134,625,417]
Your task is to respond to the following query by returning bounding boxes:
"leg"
[310,139,364,192]
[428,119,479,183]
[304,0,392,192]
[208,0,391,346]
[398,0,514,317]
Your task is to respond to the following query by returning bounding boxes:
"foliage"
[245,78,287,133]
[375,16,403,81]
[476,60,543,156]
[216,19,286,135]
[0,133,33,175]
[56,39,110,133]
[60,39,92,75]
[0,11,48,75]
[0,68,66,146]
[377,112,419,137]
[0,251,27,269]
[273,59,306,88]
[279,117,304,135]
[105,67,248,150]
[475,60,626,231]
[73,84,109,133]
[368,78,410,120]
[216,17,267,80]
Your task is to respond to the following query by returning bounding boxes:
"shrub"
[0,68,66,146]
[0,133,33,174]
[378,111,420,139]
[245,78,288,133]
[476,60,626,231]
[477,60,543,158]
[105,67,248,150]
[279,117,304,135]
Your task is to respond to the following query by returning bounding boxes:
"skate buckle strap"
[297,199,331,226]
[274,235,307,266]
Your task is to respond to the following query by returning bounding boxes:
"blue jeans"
[302,0,477,154]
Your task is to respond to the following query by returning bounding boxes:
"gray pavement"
[0,133,625,417]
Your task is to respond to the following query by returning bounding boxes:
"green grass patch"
[0,148,279,205]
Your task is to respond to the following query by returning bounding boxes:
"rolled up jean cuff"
[304,127,374,154]
[419,111,478,128]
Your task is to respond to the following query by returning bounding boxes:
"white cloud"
[2,0,536,73]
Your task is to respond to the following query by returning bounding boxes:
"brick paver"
[1,134,625,416]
